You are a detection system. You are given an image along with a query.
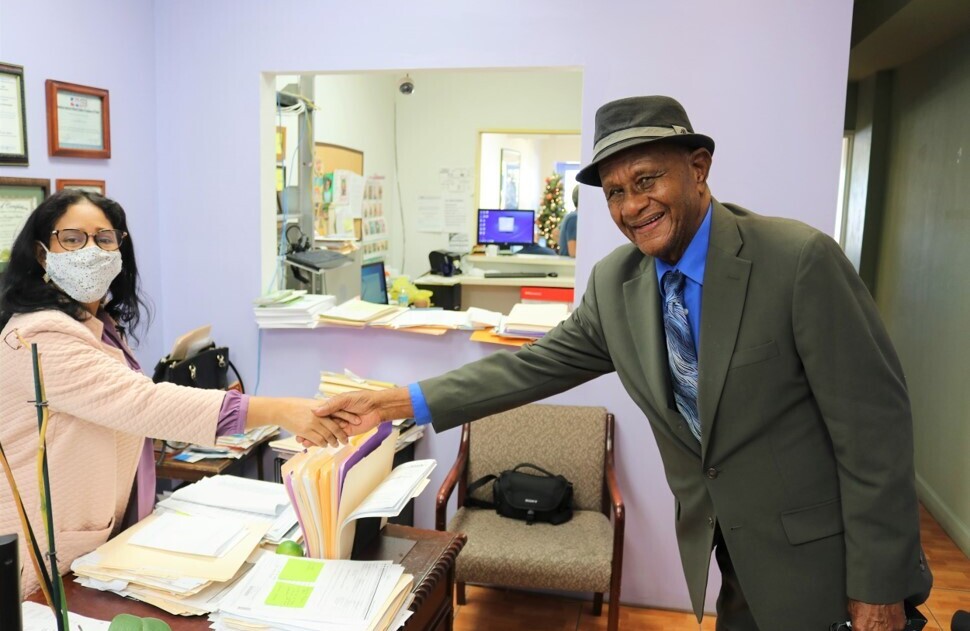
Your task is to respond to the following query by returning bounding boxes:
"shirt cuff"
[408,382,433,426]
[216,391,249,436]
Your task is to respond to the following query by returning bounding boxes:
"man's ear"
[688,148,713,185]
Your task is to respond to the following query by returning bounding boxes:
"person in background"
[314,96,932,630]
[553,185,579,257]
[0,190,348,595]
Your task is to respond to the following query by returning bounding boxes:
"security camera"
[398,75,415,95]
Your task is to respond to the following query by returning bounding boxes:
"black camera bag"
[464,463,573,525]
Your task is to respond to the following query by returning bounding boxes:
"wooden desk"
[154,431,278,483]
[27,525,466,631]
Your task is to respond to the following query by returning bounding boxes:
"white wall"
[394,69,582,275]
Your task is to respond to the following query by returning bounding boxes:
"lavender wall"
[0,0,164,368]
[151,0,852,610]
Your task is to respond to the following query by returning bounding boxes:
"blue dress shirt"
[408,202,713,426]
[654,203,712,349]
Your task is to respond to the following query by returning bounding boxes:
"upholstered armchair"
[435,404,624,631]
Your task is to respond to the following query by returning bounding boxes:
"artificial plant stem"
[31,344,66,631]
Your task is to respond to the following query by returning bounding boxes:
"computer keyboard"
[286,249,352,271]
[483,272,557,278]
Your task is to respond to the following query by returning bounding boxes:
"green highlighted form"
[279,558,324,582]
[265,581,314,608]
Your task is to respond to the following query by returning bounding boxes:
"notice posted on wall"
[416,195,444,233]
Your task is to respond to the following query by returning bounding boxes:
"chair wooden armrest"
[602,413,624,629]
[435,424,470,531]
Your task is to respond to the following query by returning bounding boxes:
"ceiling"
[849,0,970,80]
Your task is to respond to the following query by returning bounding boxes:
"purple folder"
[337,422,393,501]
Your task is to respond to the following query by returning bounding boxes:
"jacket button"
[707,516,715,528]
[706,467,719,479]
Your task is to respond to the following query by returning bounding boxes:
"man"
[553,185,579,257]
[316,96,932,630]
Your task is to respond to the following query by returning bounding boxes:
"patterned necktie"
[661,270,701,442]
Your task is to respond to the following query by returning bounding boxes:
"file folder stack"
[71,511,268,616]
[318,298,402,327]
[498,302,571,339]
[281,424,436,560]
[319,370,395,399]
[210,554,414,631]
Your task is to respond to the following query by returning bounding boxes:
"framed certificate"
[0,177,49,271]
[45,80,111,159]
[56,179,105,195]
[0,63,29,165]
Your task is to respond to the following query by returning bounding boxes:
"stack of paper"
[210,555,413,631]
[319,299,401,327]
[500,302,571,339]
[255,294,337,329]
[320,370,395,399]
[216,424,280,452]
[157,475,300,545]
[71,511,268,616]
[282,424,435,560]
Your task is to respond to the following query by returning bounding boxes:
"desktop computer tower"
[0,533,21,630]
[416,282,461,311]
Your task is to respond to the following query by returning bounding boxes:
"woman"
[0,190,344,595]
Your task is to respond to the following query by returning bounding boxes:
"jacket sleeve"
[13,327,226,446]
[792,231,926,604]
[421,262,615,432]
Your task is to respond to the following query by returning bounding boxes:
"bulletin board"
[313,143,363,176]
[312,143,363,237]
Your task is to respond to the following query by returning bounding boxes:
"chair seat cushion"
[448,507,614,592]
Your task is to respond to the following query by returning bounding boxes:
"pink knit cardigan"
[0,310,226,596]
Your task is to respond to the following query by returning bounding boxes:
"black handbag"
[464,463,573,525]
[151,344,244,392]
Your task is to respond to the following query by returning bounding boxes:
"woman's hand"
[247,397,349,448]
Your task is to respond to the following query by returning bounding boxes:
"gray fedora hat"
[576,95,714,186]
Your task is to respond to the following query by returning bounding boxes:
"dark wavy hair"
[0,189,151,343]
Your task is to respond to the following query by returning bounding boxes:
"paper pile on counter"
[497,302,571,339]
[255,293,337,328]
[210,555,413,631]
[319,299,401,327]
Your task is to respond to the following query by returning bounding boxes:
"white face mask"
[40,243,123,304]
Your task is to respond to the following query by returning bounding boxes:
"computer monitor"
[477,209,536,250]
[360,261,388,304]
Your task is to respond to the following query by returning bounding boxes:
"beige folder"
[92,514,269,582]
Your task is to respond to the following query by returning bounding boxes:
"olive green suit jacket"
[420,200,931,628]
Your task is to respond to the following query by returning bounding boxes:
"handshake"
[259,387,414,449]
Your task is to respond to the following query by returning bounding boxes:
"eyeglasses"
[51,228,127,252]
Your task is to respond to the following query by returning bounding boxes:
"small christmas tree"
[537,172,565,250]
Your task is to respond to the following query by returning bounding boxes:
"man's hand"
[247,397,348,448]
[848,599,906,631]
[312,386,415,438]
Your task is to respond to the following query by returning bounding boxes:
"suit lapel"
[698,201,751,462]
[624,258,701,456]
